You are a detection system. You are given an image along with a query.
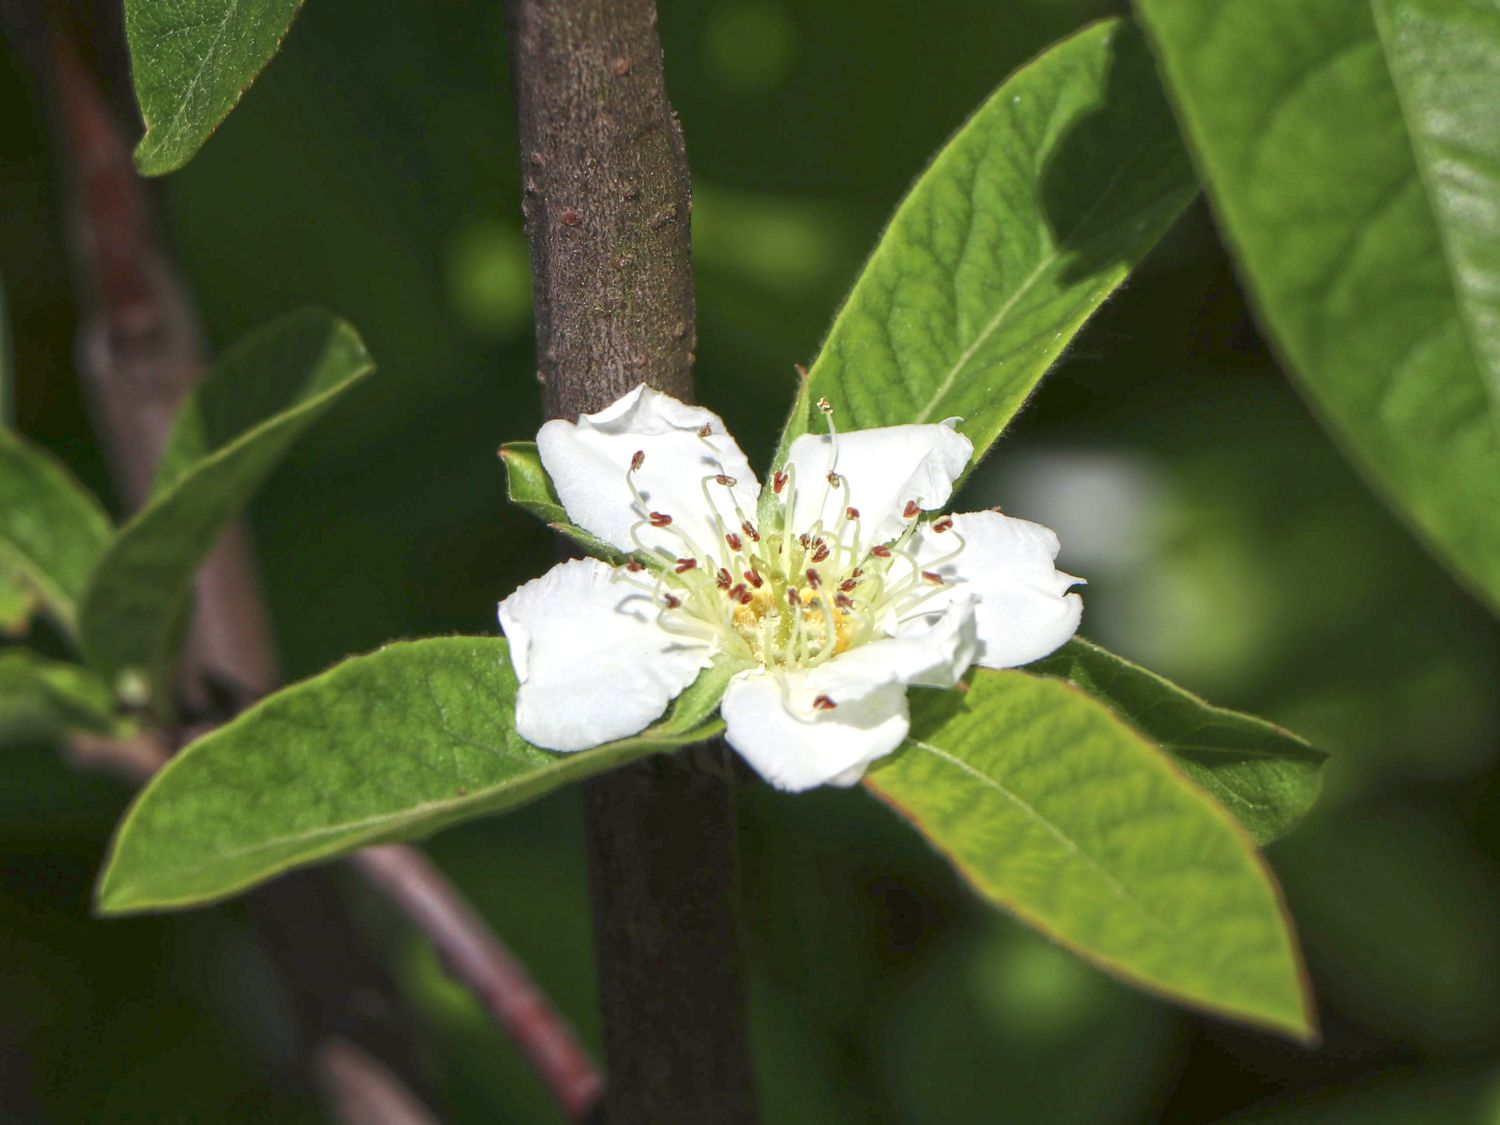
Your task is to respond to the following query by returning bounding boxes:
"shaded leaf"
[1137,0,1500,613]
[78,310,373,702]
[775,19,1196,465]
[0,651,121,746]
[0,431,113,636]
[498,442,640,567]
[127,0,306,175]
[866,669,1313,1038]
[97,637,720,913]
[1030,639,1325,844]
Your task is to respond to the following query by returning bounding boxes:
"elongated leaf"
[775,19,1197,464]
[127,0,305,175]
[867,670,1313,1038]
[97,637,721,913]
[78,310,373,701]
[498,442,640,567]
[1137,0,1500,614]
[0,651,121,745]
[1030,639,1325,844]
[0,431,113,636]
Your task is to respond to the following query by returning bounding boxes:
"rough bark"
[503,0,760,1120]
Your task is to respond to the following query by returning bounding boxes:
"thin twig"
[39,9,600,1123]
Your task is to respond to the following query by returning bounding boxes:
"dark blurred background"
[5,0,1500,1121]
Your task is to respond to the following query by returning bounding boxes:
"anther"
[726,532,743,551]
[798,533,811,549]
[812,694,837,711]
[921,570,945,585]
[826,470,841,487]
[663,593,681,608]
[675,558,698,573]
[932,516,954,533]
[903,500,921,519]
[728,583,747,601]
[839,578,858,592]
[715,473,737,487]
[649,512,673,527]
[835,593,855,610]
[716,567,732,589]
[773,470,789,494]
[697,424,712,438]
[630,449,645,471]
[738,588,755,605]
[871,545,892,558]
[741,520,760,542]
[816,397,833,414]
[811,541,830,563]
[626,560,646,573]
[806,568,822,589]
[787,587,801,608]
[744,570,763,588]
[846,506,860,520]
[851,568,863,578]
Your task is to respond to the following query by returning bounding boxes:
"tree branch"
[503,0,760,1120]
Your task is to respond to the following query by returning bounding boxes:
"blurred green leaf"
[0,431,113,637]
[1031,638,1325,844]
[96,637,721,913]
[866,669,1313,1038]
[126,0,306,175]
[78,310,372,703]
[498,442,638,567]
[0,559,40,637]
[1136,0,1500,615]
[775,18,1196,463]
[0,651,121,746]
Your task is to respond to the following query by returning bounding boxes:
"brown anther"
[630,449,645,472]
[871,545,892,558]
[806,569,822,589]
[839,578,858,592]
[798,533,811,549]
[560,208,581,227]
[744,570,763,588]
[932,516,954,533]
[741,520,760,542]
[846,506,860,520]
[649,512,673,527]
[675,558,698,573]
[812,694,838,711]
[903,500,921,519]
[816,397,833,414]
[716,567,733,589]
[697,424,712,438]
[738,588,755,606]
[826,470,841,487]
[726,532,744,551]
[626,560,646,573]
[728,583,747,602]
[835,593,855,610]
[787,587,801,608]
[811,542,830,563]
[922,570,945,584]
[663,594,681,608]
[715,473,736,486]
[773,470,789,494]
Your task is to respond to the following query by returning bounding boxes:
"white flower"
[498,385,1083,792]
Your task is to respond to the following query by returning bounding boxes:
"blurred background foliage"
[4,0,1500,1120]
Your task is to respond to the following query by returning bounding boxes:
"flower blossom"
[498,385,1082,791]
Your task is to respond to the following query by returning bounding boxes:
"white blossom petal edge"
[498,385,1083,791]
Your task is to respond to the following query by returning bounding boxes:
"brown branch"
[353,846,602,1121]
[503,0,760,1120]
[37,9,599,1123]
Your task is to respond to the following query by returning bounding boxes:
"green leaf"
[0,651,121,745]
[126,0,306,176]
[0,431,114,636]
[96,637,719,913]
[0,559,40,637]
[866,670,1313,1038]
[78,310,373,702]
[498,442,644,568]
[774,18,1197,465]
[1030,639,1325,844]
[1136,0,1500,614]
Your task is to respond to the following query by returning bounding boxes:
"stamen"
[728,583,747,602]
[744,570,763,588]
[773,471,789,494]
[716,567,732,589]
[826,470,840,487]
[675,558,698,573]
[726,532,743,551]
[715,473,736,487]
[649,512,673,527]
[738,588,755,605]
[846,506,859,521]
[871,545,892,558]
[839,578,858,592]
[630,450,645,471]
[663,593,681,608]
[811,541,830,563]
[816,397,833,415]
[812,694,837,711]
[741,520,760,542]
[787,587,800,608]
[626,560,645,573]
[921,570,945,584]
[835,593,855,610]
[697,424,712,438]
[903,500,921,519]
[806,569,822,589]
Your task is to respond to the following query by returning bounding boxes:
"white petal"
[813,596,979,694]
[537,384,761,560]
[784,420,972,544]
[721,668,910,792]
[498,557,715,751]
[908,510,1083,668]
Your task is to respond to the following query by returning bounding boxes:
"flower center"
[614,415,966,676]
